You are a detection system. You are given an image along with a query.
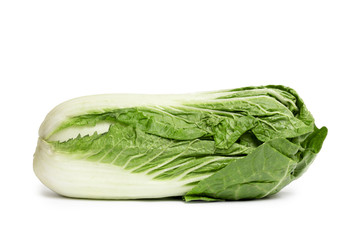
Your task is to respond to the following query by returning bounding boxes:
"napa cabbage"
[33,85,327,201]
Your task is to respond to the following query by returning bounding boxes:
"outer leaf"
[184,138,300,201]
[184,127,327,201]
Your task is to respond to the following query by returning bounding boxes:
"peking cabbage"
[33,85,327,201]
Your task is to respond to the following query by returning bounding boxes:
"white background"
[1,1,359,239]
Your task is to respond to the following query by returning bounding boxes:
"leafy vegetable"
[33,85,327,201]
